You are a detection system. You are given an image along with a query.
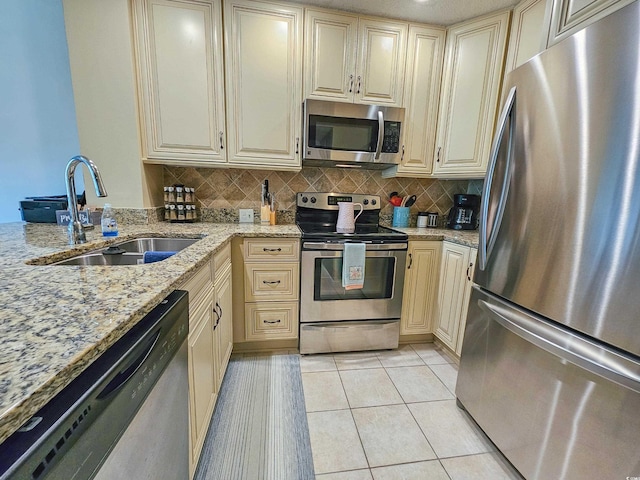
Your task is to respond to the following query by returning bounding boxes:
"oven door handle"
[302,242,407,251]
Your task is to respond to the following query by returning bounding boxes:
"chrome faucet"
[65,155,108,244]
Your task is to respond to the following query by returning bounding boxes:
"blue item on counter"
[143,251,177,264]
[392,206,410,228]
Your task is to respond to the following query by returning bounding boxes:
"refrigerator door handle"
[478,298,640,394]
[479,86,517,271]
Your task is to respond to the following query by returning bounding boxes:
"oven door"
[300,242,407,323]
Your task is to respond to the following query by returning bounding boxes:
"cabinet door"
[224,0,303,170]
[546,0,635,45]
[435,242,470,351]
[214,262,233,390]
[188,295,217,468]
[456,248,477,356]
[400,241,442,335]
[433,11,510,178]
[134,0,226,164]
[304,9,358,102]
[505,0,547,73]
[394,25,445,176]
[355,18,408,106]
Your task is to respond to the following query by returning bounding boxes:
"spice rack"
[163,185,198,222]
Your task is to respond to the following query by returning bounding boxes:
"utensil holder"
[392,207,410,228]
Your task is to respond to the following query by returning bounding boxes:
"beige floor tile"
[386,366,454,403]
[410,343,456,365]
[302,371,350,412]
[334,352,383,370]
[376,344,425,367]
[371,460,450,480]
[316,469,373,480]
[441,452,524,480]
[408,400,494,458]
[300,354,338,373]
[339,369,403,408]
[307,410,369,474]
[352,404,436,467]
[429,362,459,394]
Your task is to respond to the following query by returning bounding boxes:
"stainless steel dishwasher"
[0,290,189,480]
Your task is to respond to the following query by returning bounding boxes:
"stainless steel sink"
[49,236,201,266]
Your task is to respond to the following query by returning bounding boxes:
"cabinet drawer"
[244,263,299,301]
[245,302,298,340]
[243,239,299,261]
[180,261,213,313]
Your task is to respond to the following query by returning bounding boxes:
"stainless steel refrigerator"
[455,2,640,479]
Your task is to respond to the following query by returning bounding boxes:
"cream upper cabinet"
[304,9,407,106]
[432,10,510,178]
[133,0,226,165]
[545,0,635,46]
[389,24,445,177]
[505,0,547,73]
[224,0,303,170]
[400,241,442,335]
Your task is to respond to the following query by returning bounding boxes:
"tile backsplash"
[164,166,483,226]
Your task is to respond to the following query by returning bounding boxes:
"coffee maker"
[446,194,480,230]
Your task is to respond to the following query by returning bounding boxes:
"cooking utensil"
[404,195,416,207]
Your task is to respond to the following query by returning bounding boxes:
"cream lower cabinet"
[133,0,226,166]
[434,242,477,356]
[224,0,303,170]
[432,10,510,178]
[182,245,233,478]
[545,0,635,46]
[304,9,408,106]
[400,241,442,336]
[232,238,300,350]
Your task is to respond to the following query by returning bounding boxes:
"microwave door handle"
[375,110,384,160]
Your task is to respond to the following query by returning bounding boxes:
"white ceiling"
[293,0,521,26]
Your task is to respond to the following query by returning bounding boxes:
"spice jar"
[177,204,185,220]
[164,204,171,221]
[175,186,184,203]
[169,204,177,220]
[168,187,176,203]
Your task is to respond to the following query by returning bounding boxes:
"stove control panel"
[297,192,381,210]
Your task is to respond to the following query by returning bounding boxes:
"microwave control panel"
[382,121,401,153]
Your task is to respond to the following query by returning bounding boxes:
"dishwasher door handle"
[97,329,161,400]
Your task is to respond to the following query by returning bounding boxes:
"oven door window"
[308,115,378,152]
[314,257,395,300]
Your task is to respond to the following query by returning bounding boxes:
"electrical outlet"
[239,208,254,223]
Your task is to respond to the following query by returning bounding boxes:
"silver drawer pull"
[262,280,281,285]
[263,247,282,252]
[263,319,281,324]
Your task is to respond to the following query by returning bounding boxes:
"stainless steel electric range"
[296,192,408,354]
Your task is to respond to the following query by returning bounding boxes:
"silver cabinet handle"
[356,75,361,94]
[219,131,224,150]
[348,74,354,93]
[263,319,281,324]
[479,86,517,271]
[263,247,282,252]
[262,280,281,285]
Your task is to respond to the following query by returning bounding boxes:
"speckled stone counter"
[0,221,300,444]
[388,227,479,248]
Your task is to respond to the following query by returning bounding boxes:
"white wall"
[0,0,82,223]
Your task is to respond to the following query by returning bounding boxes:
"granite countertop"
[0,221,299,444]
[0,221,477,444]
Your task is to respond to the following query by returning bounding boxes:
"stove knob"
[310,197,316,204]
[371,199,377,206]
[302,196,308,203]
[363,199,369,205]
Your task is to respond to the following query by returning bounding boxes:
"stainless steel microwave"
[302,99,405,169]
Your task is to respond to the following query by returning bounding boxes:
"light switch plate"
[239,208,254,223]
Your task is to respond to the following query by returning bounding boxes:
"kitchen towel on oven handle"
[342,243,365,290]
